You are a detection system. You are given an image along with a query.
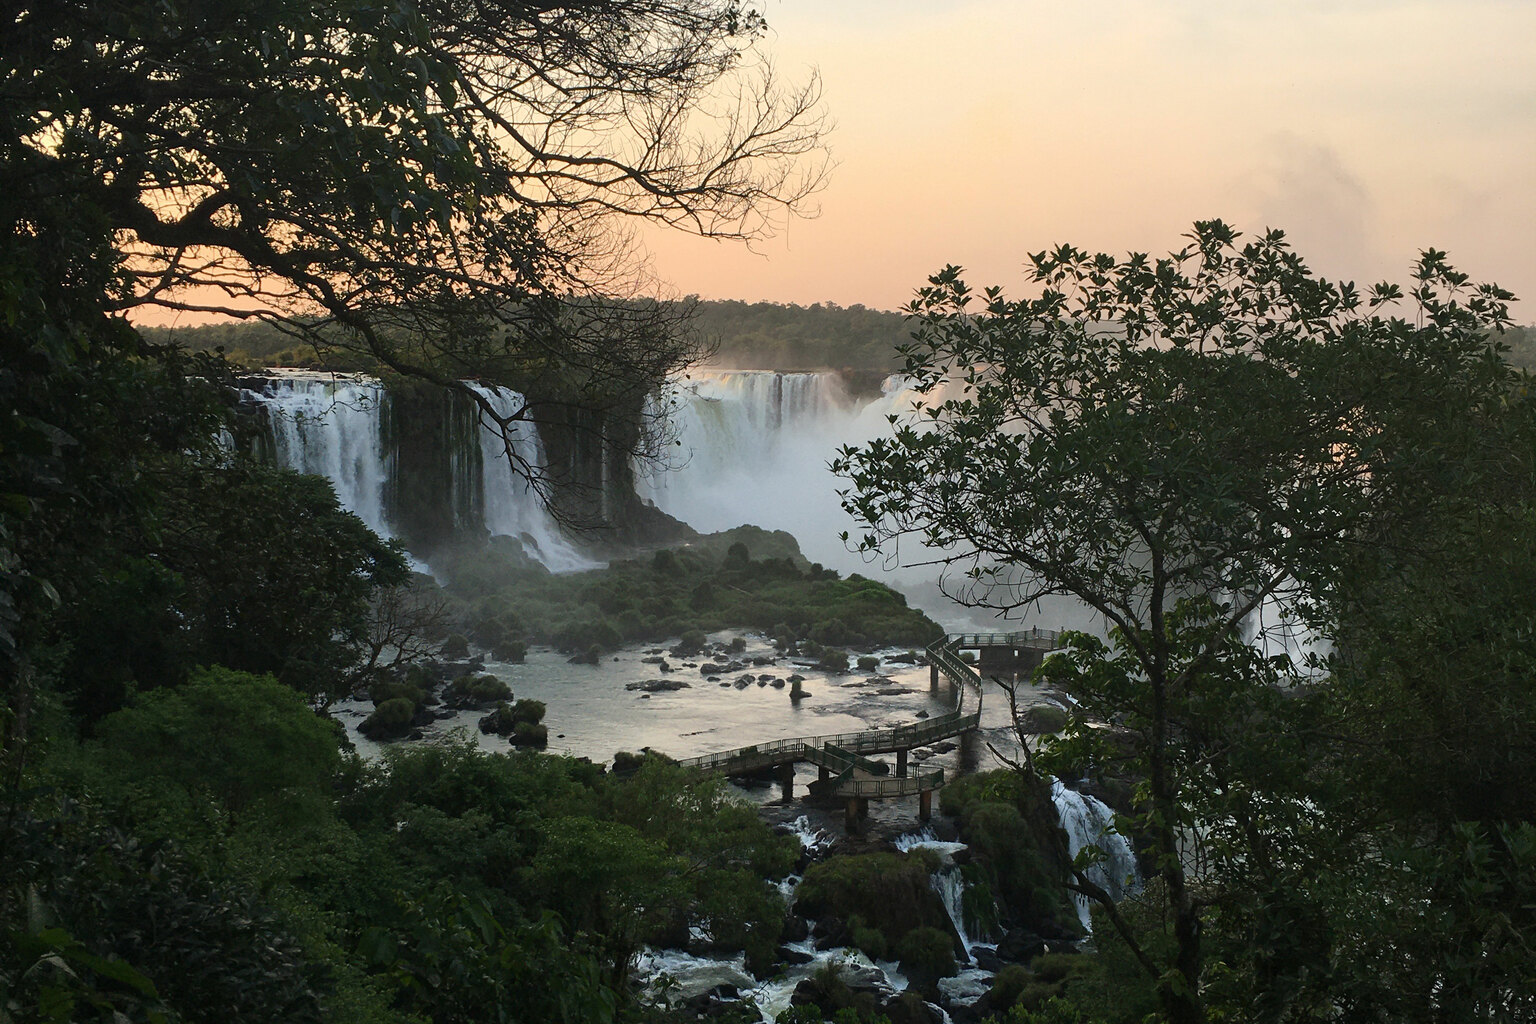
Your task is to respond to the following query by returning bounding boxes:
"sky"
[637,0,1536,315]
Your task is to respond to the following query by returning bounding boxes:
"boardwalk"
[671,629,1061,823]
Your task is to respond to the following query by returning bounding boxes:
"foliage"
[438,526,941,654]
[83,667,342,819]
[895,925,957,992]
[795,851,950,949]
[1,805,326,1024]
[835,222,1527,1022]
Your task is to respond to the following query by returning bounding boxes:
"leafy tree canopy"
[835,222,1531,1023]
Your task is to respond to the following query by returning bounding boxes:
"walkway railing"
[672,632,991,799]
[950,628,1063,650]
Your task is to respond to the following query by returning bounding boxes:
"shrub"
[816,648,850,673]
[360,697,417,739]
[491,639,527,663]
[990,963,1034,1009]
[511,699,547,725]
[897,926,957,991]
[368,677,432,708]
[848,916,888,961]
[511,721,548,747]
[674,629,707,656]
[795,852,949,944]
[443,673,512,707]
[856,655,880,672]
[1017,703,1069,734]
[440,632,470,658]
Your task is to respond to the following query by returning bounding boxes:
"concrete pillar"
[845,798,860,829]
[919,789,933,821]
[779,765,794,801]
[896,749,908,778]
[930,662,940,691]
[818,764,829,783]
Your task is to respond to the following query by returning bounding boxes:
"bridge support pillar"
[919,789,933,822]
[896,749,908,777]
[845,797,869,829]
[818,765,829,783]
[930,663,940,691]
[779,765,795,801]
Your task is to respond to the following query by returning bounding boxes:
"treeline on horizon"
[140,305,1536,378]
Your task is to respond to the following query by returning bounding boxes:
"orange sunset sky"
[639,0,1536,314]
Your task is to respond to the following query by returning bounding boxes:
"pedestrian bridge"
[671,630,1061,824]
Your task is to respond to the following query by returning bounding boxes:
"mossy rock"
[1016,703,1069,734]
[368,678,433,709]
[511,721,548,748]
[477,702,516,736]
[443,673,512,708]
[795,851,952,949]
[898,925,958,994]
[856,655,881,672]
[815,648,850,673]
[359,697,417,739]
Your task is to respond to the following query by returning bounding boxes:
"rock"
[881,991,940,1024]
[1016,703,1069,734]
[915,710,930,719]
[718,681,731,687]
[995,929,1047,964]
[777,945,816,966]
[931,741,957,755]
[734,675,755,689]
[771,679,786,689]
[971,948,1005,973]
[624,678,691,692]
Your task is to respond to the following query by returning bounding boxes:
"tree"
[1,0,826,760]
[833,222,1524,1022]
[4,0,827,494]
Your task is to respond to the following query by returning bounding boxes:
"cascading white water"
[464,384,595,573]
[895,828,995,963]
[1050,778,1140,932]
[245,370,393,538]
[638,371,893,570]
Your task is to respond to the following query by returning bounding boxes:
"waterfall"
[243,371,393,538]
[895,828,989,960]
[1050,778,1140,932]
[243,370,592,573]
[464,384,596,573]
[637,370,917,570]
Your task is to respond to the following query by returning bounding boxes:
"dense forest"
[141,299,917,377]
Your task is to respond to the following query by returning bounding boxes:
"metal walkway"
[671,630,1061,803]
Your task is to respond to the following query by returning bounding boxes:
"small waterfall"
[465,384,595,573]
[243,371,393,538]
[894,828,990,960]
[1050,778,1140,932]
